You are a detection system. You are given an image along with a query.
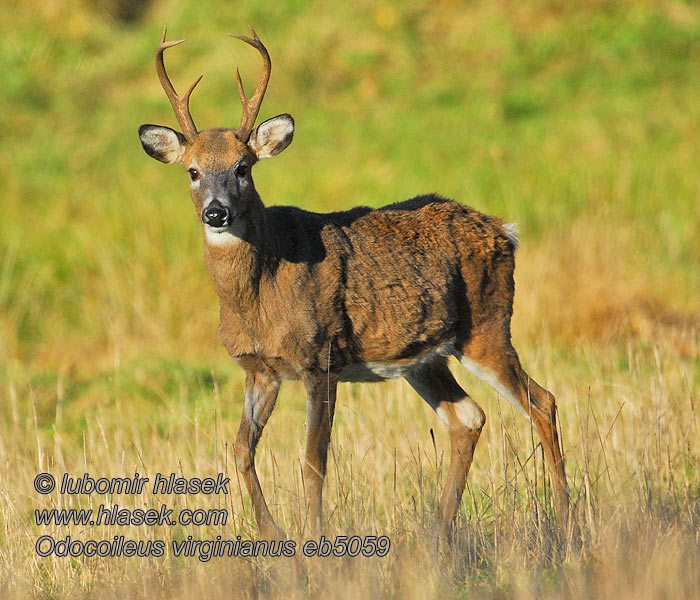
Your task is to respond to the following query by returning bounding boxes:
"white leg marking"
[405,366,483,429]
[453,398,485,430]
[237,387,262,471]
[457,354,530,420]
[244,386,263,426]
[435,406,449,425]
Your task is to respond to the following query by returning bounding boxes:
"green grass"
[1,1,699,598]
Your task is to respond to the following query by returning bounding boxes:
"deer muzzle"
[202,199,232,228]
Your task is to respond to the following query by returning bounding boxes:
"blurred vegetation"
[0,0,700,364]
[0,1,699,598]
[2,0,699,371]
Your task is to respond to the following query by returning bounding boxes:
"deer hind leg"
[456,343,572,537]
[303,372,338,536]
[234,369,282,539]
[405,361,485,539]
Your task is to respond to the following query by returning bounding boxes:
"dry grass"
[1,318,698,598]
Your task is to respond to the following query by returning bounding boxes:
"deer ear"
[139,124,187,164]
[249,114,294,159]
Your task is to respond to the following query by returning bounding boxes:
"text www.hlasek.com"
[36,504,227,527]
[34,472,391,561]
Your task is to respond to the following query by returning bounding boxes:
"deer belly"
[339,345,452,382]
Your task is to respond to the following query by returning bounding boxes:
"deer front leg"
[234,368,282,539]
[303,372,338,536]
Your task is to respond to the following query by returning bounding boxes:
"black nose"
[202,200,231,228]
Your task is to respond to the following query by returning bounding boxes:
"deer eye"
[235,163,248,178]
[188,168,200,182]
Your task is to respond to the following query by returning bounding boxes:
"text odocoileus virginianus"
[139,26,572,540]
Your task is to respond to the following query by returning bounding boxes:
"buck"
[139,26,572,540]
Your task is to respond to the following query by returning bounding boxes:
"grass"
[1,0,699,598]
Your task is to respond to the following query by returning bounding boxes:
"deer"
[138,26,573,541]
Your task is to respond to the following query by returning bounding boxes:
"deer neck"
[202,193,277,309]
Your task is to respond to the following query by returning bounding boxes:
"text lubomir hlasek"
[59,472,229,495]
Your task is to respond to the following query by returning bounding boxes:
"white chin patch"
[204,225,243,246]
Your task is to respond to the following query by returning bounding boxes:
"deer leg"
[406,361,485,539]
[457,346,573,538]
[234,369,282,539]
[303,372,338,536]
[516,369,572,538]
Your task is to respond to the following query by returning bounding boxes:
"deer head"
[138,26,294,237]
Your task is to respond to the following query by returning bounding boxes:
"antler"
[227,26,271,142]
[155,25,203,143]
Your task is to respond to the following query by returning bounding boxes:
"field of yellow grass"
[1,1,698,598]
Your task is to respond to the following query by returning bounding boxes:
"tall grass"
[1,0,698,598]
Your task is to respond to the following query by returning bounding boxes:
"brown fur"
[140,37,574,540]
[207,193,516,378]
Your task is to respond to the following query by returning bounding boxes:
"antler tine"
[155,25,202,143]
[227,25,271,142]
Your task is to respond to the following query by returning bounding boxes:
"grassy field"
[1,0,699,598]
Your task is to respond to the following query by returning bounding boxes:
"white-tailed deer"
[139,26,572,540]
